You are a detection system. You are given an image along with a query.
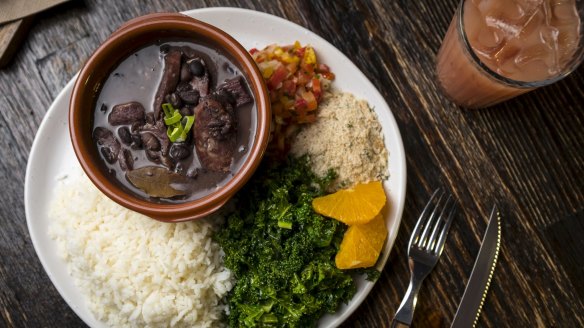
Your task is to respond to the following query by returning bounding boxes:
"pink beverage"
[436,0,583,108]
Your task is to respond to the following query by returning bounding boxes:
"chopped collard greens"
[216,156,357,327]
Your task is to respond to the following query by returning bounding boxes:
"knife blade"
[451,205,501,328]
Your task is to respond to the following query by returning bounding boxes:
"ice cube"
[512,0,545,17]
[552,1,580,24]
[556,25,579,64]
[475,26,504,57]
[506,0,532,20]
[518,8,545,38]
[464,0,486,39]
[513,58,548,80]
[477,0,507,17]
[514,44,548,66]
[539,25,561,72]
[494,38,521,63]
[497,55,520,77]
[486,15,522,38]
[464,0,580,82]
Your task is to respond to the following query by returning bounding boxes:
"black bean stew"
[92,41,256,203]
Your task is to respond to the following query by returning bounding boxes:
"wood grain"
[0,0,583,327]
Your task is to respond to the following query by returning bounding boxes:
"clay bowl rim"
[69,13,271,222]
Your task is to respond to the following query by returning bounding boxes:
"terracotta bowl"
[69,13,270,222]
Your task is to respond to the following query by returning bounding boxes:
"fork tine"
[426,194,453,250]
[408,189,442,249]
[433,201,457,254]
[418,192,446,249]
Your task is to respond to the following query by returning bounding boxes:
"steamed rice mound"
[49,173,232,328]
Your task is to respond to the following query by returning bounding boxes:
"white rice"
[48,173,232,328]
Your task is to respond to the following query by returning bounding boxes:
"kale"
[215,156,355,328]
[348,267,382,282]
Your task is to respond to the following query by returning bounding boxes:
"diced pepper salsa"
[250,42,334,153]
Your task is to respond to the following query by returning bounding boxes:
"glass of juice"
[436,0,584,108]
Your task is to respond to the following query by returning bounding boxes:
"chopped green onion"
[183,115,195,132]
[164,111,182,125]
[179,115,195,140]
[162,103,174,118]
[167,125,184,140]
[161,104,195,143]
[277,221,292,229]
[168,125,184,142]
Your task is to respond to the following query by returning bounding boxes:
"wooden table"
[1,0,583,327]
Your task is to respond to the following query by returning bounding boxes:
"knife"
[451,205,501,328]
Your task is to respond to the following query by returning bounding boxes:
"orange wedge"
[312,181,386,225]
[335,213,388,269]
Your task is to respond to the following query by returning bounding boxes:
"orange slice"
[312,181,386,225]
[335,213,388,269]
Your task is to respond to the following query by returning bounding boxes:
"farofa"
[291,92,388,191]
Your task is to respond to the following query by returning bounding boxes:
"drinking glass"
[436,0,584,108]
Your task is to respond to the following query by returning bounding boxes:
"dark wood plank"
[0,0,583,327]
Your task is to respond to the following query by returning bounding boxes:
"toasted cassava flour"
[291,92,388,191]
[49,173,232,328]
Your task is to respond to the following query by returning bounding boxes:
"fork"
[391,189,457,328]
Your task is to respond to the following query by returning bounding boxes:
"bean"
[93,127,121,163]
[180,62,192,82]
[118,149,134,171]
[100,147,117,164]
[145,112,155,125]
[108,102,145,126]
[180,106,193,117]
[189,60,205,76]
[118,127,132,145]
[177,89,199,105]
[141,133,160,151]
[145,149,160,163]
[130,121,142,133]
[169,143,191,160]
[130,133,142,149]
[165,93,182,109]
[160,155,173,169]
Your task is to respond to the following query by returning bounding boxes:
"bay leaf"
[126,166,191,198]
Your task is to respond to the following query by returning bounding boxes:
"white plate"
[25,7,406,328]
